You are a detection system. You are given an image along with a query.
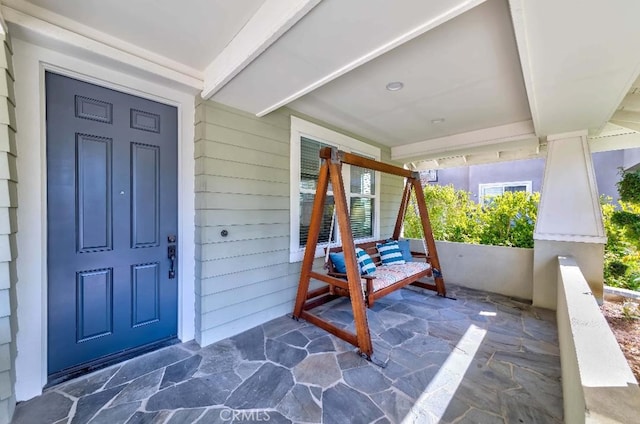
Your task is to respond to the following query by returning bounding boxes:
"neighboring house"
[0,1,637,423]
[429,148,640,204]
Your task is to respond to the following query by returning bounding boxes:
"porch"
[12,285,561,424]
[1,1,640,423]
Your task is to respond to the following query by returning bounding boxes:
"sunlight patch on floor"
[403,324,487,422]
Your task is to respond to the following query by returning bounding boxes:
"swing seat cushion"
[371,262,431,292]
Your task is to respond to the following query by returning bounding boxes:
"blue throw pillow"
[396,239,413,262]
[376,240,406,265]
[355,248,377,275]
[329,252,347,273]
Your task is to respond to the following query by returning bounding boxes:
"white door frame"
[12,38,197,400]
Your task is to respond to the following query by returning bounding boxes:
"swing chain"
[410,191,429,256]
[323,205,337,270]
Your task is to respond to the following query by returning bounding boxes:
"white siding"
[194,100,402,346]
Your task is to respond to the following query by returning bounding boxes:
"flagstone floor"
[12,285,562,424]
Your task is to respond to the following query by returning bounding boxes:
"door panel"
[132,262,160,327]
[76,268,113,342]
[46,72,178,376]
[76,134,113,252]
[131,143,160,248]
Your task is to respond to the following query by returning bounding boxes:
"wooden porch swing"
[292,146,446,360]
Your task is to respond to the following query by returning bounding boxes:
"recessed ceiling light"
[431,118,445,124]
[386,81,404,91]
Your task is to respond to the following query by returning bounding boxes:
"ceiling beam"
[0,5,7,36]
[508,0,640,136]
[412,136,540,163]
[508,0,541,136]
[411,146,546,170]
[611,121,640,133]
[254,0,487,117]
[589,132,640,153]
[392,120,536,161]
[201,0,321,100]
[619,92,640,111]
[611,110,640,124]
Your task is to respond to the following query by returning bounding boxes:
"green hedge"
[403,184,539,248]
[603,169,640,291]
[602,198,640,291]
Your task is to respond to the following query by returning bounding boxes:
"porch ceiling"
[3,0,640,165]
[9,0,266,71]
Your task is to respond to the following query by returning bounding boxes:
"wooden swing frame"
[292,146,446,359]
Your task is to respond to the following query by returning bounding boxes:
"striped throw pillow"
[355,248,377,275]
[376,240,406,265]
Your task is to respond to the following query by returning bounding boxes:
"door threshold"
[46,337,180,388]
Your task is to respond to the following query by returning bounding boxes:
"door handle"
[168,245,176,279]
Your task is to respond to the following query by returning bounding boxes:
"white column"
[533,131,606,309]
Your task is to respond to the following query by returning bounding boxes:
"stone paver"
[294,353,342,388]
[225,363,293,409]
[11,392,72,424]
[13,285,563,423]
[72,386,125,424]
[89,403,141,424]
[276,384,321,423]
[163,409,205,424]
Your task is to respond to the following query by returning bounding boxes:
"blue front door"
[46,72,179,378]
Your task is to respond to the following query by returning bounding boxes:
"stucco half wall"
[408,239,533,300]
[534,240,604,310]
[557,256,640,424]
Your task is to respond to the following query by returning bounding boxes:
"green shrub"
[404,185,538,248]
[607,260,628,278]
[611,210,640,245]
[478,192,539,248]
[403,185,480,243]
[601,195,640,291]
[617,168,640,203]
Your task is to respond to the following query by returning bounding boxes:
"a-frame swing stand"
[292,147,446,360]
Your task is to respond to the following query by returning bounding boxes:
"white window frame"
[290,116,380,263]
[478,181,532,204]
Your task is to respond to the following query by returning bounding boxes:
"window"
[290,117,380,262]
[478,181,532,204]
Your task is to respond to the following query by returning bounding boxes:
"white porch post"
[533,131,606,310]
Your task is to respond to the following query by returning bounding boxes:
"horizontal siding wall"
[379,149,405,238]
[194,100,402,346]
[0,31,16,424]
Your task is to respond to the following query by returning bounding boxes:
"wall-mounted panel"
[76,268,113,342]
[131,143,160,248]
[131,109,161,133]
[132,263,160,327]
[76,134,113,252]
[75,95,113,124]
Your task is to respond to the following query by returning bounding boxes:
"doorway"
[46,72,179,381]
